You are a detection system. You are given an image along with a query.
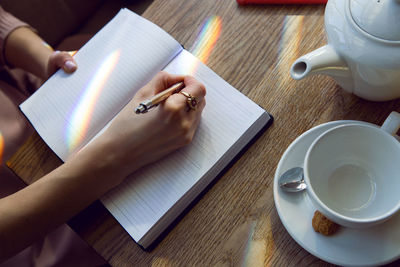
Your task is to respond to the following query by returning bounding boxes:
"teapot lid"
[350,0,400,41]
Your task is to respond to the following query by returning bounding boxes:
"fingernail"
[64,60,77,72]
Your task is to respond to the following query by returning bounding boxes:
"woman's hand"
[46,50,77,78]
[93,71,206,181]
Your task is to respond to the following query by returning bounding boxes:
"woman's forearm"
[4,27,53,79]
[0,137,124,261]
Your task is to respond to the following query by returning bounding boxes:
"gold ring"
[179,91,197,110]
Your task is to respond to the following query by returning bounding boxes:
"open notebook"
[20,8,272,249]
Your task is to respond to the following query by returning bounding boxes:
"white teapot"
[290,0,400,101]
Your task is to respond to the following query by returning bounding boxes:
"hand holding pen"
[102,72,206,177]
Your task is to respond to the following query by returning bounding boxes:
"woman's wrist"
[68,133,133,190]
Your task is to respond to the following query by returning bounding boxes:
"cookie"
[312,210,339,236]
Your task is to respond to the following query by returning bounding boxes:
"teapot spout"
[290,45,353,92]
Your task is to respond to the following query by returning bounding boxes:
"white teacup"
[304,112,400,228]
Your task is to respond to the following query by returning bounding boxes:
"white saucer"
[273,120,400,267]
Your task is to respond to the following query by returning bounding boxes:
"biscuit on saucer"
[312,210,339,236]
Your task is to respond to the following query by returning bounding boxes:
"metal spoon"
[278,167,307,192]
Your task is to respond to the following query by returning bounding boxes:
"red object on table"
[237,0,327,4]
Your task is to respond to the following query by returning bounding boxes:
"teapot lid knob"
[350,0,400,41]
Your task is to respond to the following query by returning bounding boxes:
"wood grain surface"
[7,0,400,266]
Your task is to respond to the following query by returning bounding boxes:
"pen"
[134,82,185,114]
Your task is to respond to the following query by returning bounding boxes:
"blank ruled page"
[20,9,182,161]
[102,50,269,245]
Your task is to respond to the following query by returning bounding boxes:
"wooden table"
[7,0,400,266]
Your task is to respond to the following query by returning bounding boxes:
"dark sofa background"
[0,0,152,49]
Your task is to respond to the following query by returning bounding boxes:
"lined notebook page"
[20,9,182,161]
[102,50,268,245]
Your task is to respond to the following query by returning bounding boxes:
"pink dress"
[0,6,106,267]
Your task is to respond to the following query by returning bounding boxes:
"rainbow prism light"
[191,15,222,65]
[0,132,3,165]
[67,50,121,152]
